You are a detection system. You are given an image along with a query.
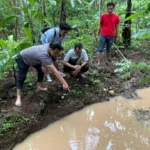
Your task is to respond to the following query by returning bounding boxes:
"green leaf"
[43,19,51,25]
[0,16,16,27]
[22,7,28,14]
[11,6,21,11]
[23,27,33,42]
[125,11,144,21]
[28,0,36,5]
[48,0,56,5]
[31,10,37,17]
[70,0,75,7]
[0,40,6,48]
[16,42,32,53]
[132,29,150,39]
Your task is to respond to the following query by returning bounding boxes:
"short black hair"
[74,43,83,50]
[107,2,115,8]
[59,22,71,31]
[49,42,63,51]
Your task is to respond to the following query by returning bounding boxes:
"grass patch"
[0,114,35,136]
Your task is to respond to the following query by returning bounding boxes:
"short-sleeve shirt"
[100,13,120,37]
[40,28,64,44]
[64,49,88,64]
[20,44,55,66]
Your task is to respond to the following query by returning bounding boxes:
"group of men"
[15,2,120,106]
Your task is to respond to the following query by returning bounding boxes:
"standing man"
[40,22,71,82]
[63,43,89,77]
[97,2,120,65]
[15,43,69,107]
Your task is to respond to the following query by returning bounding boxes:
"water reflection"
[14,88,150,150]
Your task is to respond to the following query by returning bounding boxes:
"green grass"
[0,114,35,136]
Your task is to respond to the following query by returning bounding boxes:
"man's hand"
[63,83,70,92]
[41,66,46,73]
[116,37,119,45]
[74,65,81,70]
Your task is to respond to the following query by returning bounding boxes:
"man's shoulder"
[32,43,49,52]
[67,49,74,53]
[101,13,107,17]
[113,13,119,18]
[82,49,87,53]
[45,27,58,34]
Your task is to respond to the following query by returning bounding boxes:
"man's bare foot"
[37,86,47,91]
[15,96,21,107]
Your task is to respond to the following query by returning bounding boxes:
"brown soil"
[0,47,150,150]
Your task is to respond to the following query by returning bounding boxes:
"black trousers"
[63,59,89,73]
[16,55,44,89]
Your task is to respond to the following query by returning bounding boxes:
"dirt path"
[0,49,150,150]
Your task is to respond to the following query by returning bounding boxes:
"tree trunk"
[98,0,102,15]
[136,0,141,31]
[122,0,132,49]
[60,0,66,23]
[12,0,19,40]
[40,0,46,17]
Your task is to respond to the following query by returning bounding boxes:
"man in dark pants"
[15,43,69,107]
[97,2,120,65]
[63,43,89,77]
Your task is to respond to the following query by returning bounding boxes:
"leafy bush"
[0,35,31,79]
[114,59,150,85]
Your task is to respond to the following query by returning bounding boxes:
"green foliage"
[132,29,150,39]
[0,114,34,136]
[63,35,95,53]
[0,35,31,79]
[25,72,36,87]
[114,60,136,73]
[114,59,150,83]
[0,16,16,27]
[23,27,33,43]
[138,75,150,86]
[89,75,105,92]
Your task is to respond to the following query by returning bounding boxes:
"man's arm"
[115,24,120,44]
[115,24,120,38]
[46,64,70,91]
[98,15,103,36]
[81,50,88,68]
[98,24,101,36]
[63,50,79,70]
[45,29,55,43]
[81,61,88,68]
[63,61,76,69]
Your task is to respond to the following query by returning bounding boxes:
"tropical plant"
[0,35,31,79]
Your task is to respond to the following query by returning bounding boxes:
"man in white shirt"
[63,43,89,77]
[40,22,71,82]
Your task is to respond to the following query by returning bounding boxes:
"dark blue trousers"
[16,55,44,89]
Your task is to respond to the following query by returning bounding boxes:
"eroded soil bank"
[0,44,150,150]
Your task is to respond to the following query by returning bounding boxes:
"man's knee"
[81,64,89,72]
[97,35,106,53]
[63,65,73,73]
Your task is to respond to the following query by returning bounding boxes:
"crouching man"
[15,43,69,107]
[63,43,89,77]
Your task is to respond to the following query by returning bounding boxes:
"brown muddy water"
[13,88,150,150]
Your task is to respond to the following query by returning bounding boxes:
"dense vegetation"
[0,0,149,80]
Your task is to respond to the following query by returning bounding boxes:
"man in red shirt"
[97,2,120,65]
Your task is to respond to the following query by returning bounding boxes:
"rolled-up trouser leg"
[33,64,44,82]
[16,55,29,89]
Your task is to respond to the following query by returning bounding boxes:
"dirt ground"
[0,42,150,150]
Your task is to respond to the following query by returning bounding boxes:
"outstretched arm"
[46,64,70,91]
